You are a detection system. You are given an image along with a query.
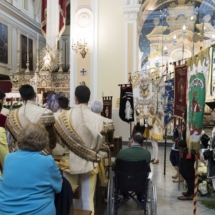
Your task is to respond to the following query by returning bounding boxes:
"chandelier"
[72,39,88,58]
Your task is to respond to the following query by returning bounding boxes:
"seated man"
[116,132,151,201]
[0,90,9,117]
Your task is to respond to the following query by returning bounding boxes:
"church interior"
[1,0,215,215]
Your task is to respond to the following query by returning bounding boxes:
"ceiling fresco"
[139,0,215,70]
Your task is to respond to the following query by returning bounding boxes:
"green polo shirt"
[116,145,151,164]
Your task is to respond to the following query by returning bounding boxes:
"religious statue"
[41,51,51,71]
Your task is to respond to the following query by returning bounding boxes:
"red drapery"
[174,64,187,119]
[41,0,47,38]
[41,0,66,39]
[0,81,12,93]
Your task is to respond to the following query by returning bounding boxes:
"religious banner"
[46,94,61,112]
[186,48,210,153]
[41,0,66,39]
[102,96,113,119]
[119,85,134,123]
[132,72,163,141]
[157,78,174,129]
[174,64,187,119]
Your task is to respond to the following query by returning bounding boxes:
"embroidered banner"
[119,85,134,123]
[157,78,174,128]
[186,48,210,153]
[102,96,113,119]
[174,65,187,119]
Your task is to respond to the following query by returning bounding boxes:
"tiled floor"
[104,145,215,215]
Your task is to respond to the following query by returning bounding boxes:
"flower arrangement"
[12,77,19,83]
[12,102,22,109]
[41,66,50,72]
[3,101,11,109]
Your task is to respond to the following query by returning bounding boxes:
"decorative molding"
[0,0,41,33]
[122,3,141,21]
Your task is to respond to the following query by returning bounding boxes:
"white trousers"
[64,172,97,215]
[151,140,159,160]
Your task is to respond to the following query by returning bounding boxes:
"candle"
[27,34,29,61]
[37,34,39,50]
[176,119,179,125]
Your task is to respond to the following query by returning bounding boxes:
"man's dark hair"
[0,103,2,112]
[58,96,69,110]
[132,132,144,145]
[19,84,35,101]
[75,85,90,104]
[0,90,6,100]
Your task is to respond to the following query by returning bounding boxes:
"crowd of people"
[0,84,215,214]
[0,85,114,215]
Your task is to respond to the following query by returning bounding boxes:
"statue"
[41,51,51,71]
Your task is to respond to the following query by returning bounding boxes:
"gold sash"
[54,110,101,163]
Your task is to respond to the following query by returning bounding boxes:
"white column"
[122,1,141,82]
[70,0,77,106]
[90,0,98,101]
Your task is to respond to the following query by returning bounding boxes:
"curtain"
[0,81,12,93]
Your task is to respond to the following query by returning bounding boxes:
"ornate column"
[122,0,141,82]
[15,29,20,73]
[58,37,63,72]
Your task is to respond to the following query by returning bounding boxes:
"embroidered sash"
[54,110,101,163]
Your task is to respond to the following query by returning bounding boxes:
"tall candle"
[27,34,29,61]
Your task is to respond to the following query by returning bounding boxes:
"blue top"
[0,150,62,215]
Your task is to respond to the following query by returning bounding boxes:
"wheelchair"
[107,159,157,215]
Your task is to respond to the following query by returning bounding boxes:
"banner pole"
[193,156,198,215]
[164,128,167,175]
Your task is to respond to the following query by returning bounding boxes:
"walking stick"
[164,128,167,175]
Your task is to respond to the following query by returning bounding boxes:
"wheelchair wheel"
[107,174,114,215]
[147,180,157,215]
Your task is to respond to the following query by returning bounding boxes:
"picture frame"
[0,23,8,64]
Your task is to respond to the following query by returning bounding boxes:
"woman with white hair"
[91,99,103,114]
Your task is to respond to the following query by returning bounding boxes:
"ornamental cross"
[80,68,87,76]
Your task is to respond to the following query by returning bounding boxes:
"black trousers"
[179,158,195,196]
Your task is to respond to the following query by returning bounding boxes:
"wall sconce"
[182,25,186,37]
[173,34,177,46]
[72,39,88,58]
[163,46,168,56]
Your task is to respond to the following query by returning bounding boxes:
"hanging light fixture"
[173,34,177,46]
[182,25,186,37]
[163,46,168,56]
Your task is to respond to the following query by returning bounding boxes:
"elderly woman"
[91,99,103,114]
[0,123,62,215]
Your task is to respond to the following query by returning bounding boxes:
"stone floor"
[104,145,215,215]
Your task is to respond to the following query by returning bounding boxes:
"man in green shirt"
[117,132,151,164]
[116,133,151,202]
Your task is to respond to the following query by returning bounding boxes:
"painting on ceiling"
[139,0,215,70]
